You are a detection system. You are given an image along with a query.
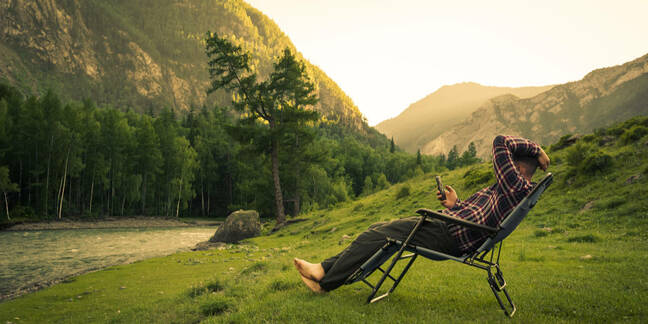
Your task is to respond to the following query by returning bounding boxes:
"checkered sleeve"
[492,135,541,193]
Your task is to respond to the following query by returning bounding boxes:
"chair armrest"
[416,208,498,234]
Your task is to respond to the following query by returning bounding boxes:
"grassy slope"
[1,130,647,323]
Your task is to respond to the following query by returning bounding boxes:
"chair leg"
[366,216,427,303]
[487,267,516,317]
[366,253,418,303]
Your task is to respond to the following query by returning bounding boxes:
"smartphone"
[436,175,446,201]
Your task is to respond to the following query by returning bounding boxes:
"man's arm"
[492,135,541,193]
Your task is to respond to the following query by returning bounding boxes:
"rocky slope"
[375,82,553,153]
[0,0,365,129]
[421,54,648,158]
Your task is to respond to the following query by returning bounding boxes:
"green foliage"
[361,176,374,196]
[0,79,424,221]
[199,296,231,316]
[567,234,601,243]
[621,125,648,144]
[550,134,575,151]
[395,185,411,199]
[268,279,298,291]
[581,151,613,175]
[463,165,494,188]
[240,261,268,275]
[564,142,613,176]
[206,33,320,223]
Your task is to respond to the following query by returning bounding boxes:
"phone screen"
[436,176,446,200]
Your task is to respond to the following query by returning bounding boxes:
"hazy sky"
[245,0,648,126]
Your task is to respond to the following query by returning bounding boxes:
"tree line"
[0,43,481,223]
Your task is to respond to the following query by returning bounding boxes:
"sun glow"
[245,0,648,125]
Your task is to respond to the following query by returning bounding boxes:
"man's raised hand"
[437,185,458,209]
[538,148,550,171]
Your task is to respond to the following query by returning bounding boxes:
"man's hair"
[513,154,538,178]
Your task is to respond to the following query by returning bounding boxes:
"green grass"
[1,129,648,323]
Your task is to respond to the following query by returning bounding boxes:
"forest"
[0,80,481,222]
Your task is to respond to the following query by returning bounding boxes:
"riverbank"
[2,217,222,231]
[0,225,219,301]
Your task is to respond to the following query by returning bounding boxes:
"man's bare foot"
[299,274,325,293]
[293,258,325,281]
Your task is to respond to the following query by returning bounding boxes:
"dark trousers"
[319,216,461,291]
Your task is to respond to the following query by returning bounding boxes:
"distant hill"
[375,82,553,153]
[0,0,366,130]
[422,53,648,158]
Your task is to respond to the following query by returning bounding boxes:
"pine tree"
[390,137,395,153]
[205,33,318,229]
[447,145,459,170]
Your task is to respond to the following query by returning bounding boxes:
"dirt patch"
[4,217,221,231]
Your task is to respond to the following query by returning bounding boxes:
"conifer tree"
[205,33,318,228]
[447,145,459,170]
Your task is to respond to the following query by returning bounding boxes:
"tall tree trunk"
[45,135,53,216]
[175,173,183,218]
[89,174,94,215]
[270,137,285,228]
[226,152,232,207]
[121,195,125,217]
[18,160,22,203]
[141,174,147,215]
[4,191,9,220]
[207,189,210,217]
[58,147,70,219]
[200,177,205,217]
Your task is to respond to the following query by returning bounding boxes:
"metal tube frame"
[359,215,517,317]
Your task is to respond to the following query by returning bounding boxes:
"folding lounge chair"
[345,173,554,317]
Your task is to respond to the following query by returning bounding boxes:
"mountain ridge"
[375,82,553,153]
[0,0,366,130]
[422,53,648,158]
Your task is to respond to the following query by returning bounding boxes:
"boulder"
[209,210,261,243]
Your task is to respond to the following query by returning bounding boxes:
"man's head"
[513,154,539,181]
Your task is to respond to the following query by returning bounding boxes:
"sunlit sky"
[245,0,648,126]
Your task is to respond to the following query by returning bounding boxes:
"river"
[0,226,217,300]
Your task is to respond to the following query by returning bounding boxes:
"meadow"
[1,121,647,323]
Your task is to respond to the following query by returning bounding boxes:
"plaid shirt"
[443,135,541,253]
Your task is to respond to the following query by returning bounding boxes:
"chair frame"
[345,173,554,318]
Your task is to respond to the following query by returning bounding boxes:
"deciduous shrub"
[565,142,613,175]
[463,166,494,187]
[621,125,648,144]
[582,151,614,174]
[550,134,576,151]
[565,142,596,168]
[395,185,410,199]
[200,296,231,316]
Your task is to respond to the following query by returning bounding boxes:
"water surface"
[0,226,217,300]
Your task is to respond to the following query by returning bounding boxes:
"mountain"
[421,53,648,158]
[0,0,366,130]
[375,82,553,153]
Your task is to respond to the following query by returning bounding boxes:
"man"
[294,135,550,293]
